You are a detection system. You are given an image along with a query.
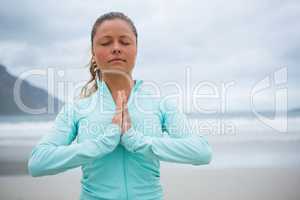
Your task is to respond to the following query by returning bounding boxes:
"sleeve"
[27,103,121,177]
[120,99,213,165]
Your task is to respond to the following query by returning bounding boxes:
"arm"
[27,103,121,177]
[120,99,212,165]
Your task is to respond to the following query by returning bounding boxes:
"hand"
[122,99,131,134]
[112,91,123,128]
[112,90,131,134]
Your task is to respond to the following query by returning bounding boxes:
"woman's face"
[92,19,137,75]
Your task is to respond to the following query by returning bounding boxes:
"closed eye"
[121,41,130,45]
[100,42,110,46]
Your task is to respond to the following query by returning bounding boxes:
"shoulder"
[137,80,182,118]
[136,80,163,110]
[56,92,98,123]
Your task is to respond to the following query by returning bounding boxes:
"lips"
[108,58,126,63]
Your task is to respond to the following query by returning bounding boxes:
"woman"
[28,12,212,200]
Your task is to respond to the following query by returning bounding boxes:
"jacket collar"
[97,79,143,96]
[96,78,144,108]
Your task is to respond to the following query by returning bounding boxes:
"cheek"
[94,48,110,62]
[127,47,137,62]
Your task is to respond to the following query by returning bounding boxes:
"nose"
[112,49,121,54]
[111,42,121,55]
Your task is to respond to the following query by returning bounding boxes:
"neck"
[101,73,135,102]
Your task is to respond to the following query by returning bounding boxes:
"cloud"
[0,0,299,110]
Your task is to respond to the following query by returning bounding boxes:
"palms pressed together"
[112,90,131,134]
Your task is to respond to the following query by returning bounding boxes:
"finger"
[120,90,125,113]
[115,91,123,113]
[123,91,128,104]
[122,121,131,134]
[123,109,131,126]
[120,90,125,130]
[122,91,128,110]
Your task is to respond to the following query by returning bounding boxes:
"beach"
[1,116,300,199]
[0,165,299,200]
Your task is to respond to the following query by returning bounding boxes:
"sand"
[0,164,299,200]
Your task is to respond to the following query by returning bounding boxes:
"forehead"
[94,19,135,38]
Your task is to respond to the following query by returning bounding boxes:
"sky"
[0,0,299,113]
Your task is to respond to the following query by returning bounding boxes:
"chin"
[105,65,129,74]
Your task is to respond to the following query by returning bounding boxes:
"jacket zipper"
[123,148,128,200]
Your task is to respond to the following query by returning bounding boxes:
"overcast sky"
[0,0,299,112]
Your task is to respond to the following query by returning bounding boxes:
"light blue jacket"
[28,78,212,200]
